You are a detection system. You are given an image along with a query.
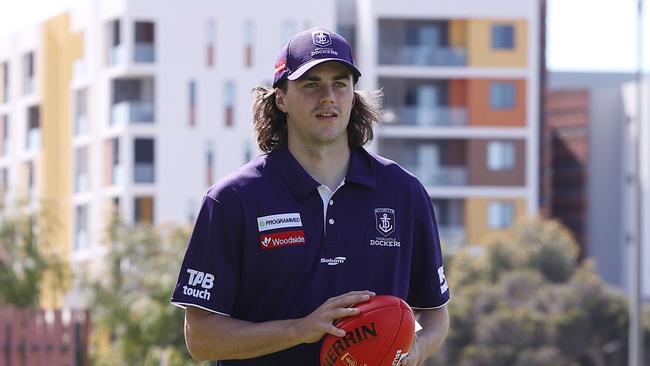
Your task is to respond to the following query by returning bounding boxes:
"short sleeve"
[171,194,242,315]
[407,184,451,309]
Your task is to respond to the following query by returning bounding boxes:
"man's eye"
[335,81,347,87]
[304,82,318,88]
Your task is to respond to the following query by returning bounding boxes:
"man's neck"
[288,140,350,191]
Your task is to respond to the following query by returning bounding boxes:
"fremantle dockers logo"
[312,30,332,47]
[375,208,395,237]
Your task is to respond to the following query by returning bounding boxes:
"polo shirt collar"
[271,145,376,200]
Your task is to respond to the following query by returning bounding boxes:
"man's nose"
[319,86,335,104]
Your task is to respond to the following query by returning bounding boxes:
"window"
[134,196,154,224]
[23,52,35,95]
[224,81,235,127]
[74,88,88,136]
[1,115,8,156]
[488,201,514,229]
[206,20,216,67]
[105,138,120,185]
[24,160,34,195]
[189,80,197,126]
[244,20,254,67]
[111,77,155,124]
[74,204,89,250]
[490,82,515,109]
[0,167,8,199]
[491,24,515,49]
[487,141,516,171]
[74,146,89,193]
[134,21,155,63]
[107,19,123,65]
[26,106,40,150]
[134,138,154,183]
[1,61,8,103]
[205,141,213,186]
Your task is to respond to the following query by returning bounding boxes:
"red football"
[320,295,415,366]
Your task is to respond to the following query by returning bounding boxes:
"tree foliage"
[89,221,208,366]
[429,218,650,366]
[0,206,67,308]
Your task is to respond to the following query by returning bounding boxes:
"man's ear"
[275,88,288,113]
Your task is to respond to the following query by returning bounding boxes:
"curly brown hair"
[252,83,383,153]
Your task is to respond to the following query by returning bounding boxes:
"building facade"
[0,0,542,307]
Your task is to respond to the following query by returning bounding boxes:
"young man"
[171,28,450,365]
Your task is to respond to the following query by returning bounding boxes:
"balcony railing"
[26,129,41,150]
[134,163,154,183]
[109,44,127,66]
[379,45,467,66]
[385,106,468,126]
[438,225,466,251]
[73,59,87,80]
[134,43,155,63]
[111,164,123,185]
[74,115,88,136]
[24,77,35,95]
[75,174,88,193]
[405,165,467,186]
[111,101,155,124]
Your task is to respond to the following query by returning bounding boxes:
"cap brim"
[287,58,361,82]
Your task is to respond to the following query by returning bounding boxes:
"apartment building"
[355,0,542,250]
[0,0,542,307]
[0,0,333,307]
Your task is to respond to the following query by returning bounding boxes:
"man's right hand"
[291,290,376,344]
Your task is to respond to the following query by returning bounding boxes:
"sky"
[0,0,648,72]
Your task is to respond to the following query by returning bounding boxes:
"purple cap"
[272,28,361,88]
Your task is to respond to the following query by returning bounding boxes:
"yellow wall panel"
[449,20,467,48]
[39,13,83,308]
[467,19,528,67]
[465,198,527,245]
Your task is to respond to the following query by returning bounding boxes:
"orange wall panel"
[467,79,526,126]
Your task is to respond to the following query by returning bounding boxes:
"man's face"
[275,61,355,149]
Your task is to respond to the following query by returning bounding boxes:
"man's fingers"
[326,324,346,338]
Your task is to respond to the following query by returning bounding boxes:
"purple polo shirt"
[171,145,450,365]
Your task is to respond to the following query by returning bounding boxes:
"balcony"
[109,44,127,66]
[134,163,154,183]
[379,46,467,66]
[438,225,466,251]
[405,165,467,186]
[387,106,468,126]
[134,43,155,63]
[111,101,154,124]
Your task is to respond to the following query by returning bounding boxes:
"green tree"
[89,220,208,366]
[0,205,67,308]
[429,218,650,366]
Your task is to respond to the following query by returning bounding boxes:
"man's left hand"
[399,337,424,366]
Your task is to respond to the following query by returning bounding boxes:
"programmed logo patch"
[259,230,306,250]
[257,213,302,232]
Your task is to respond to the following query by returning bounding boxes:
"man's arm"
[400,305,450,366]
[184,291,374,362]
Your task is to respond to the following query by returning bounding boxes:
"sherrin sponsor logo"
[257,213,302,232]
[322,323,378,366]
[391,350,408,365]
[259,230,306,250]
[183,269,214,301]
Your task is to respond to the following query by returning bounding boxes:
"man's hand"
[400,336,424,366]
[291,290,375,344]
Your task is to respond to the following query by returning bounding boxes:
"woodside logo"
[259,230,306,250]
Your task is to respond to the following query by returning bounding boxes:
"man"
[171,28,450,365]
